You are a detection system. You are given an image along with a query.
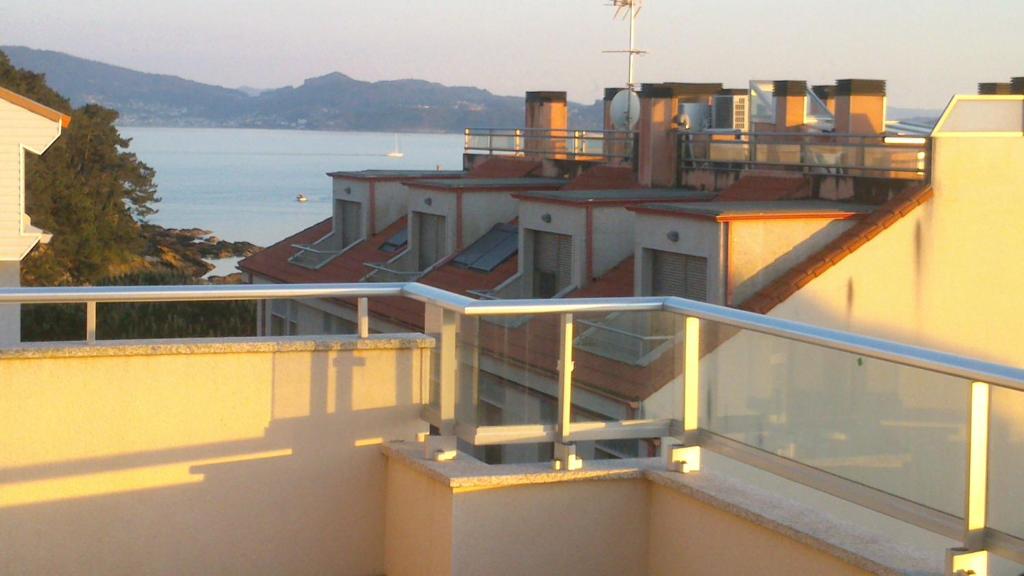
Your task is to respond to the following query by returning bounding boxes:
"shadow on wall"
[0,340,427,575]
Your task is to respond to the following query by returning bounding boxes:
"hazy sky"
[2,0,1021,109]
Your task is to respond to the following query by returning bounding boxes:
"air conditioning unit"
[712,94,749,132]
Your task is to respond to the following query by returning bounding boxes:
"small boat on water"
[296,194,308,203]
[386,134,404,159]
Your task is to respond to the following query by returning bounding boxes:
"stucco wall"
[451,479,650,576]
[519,202,586,289]
[332,177,371,240]
[768,134,1024,367]
[373,180,413,235]
[0,260,18,345]
[634,213,722,302]
[728,218,854,305]
[0,338,430,575]
[461,192,520,249]
[385,456,454,576]
[647,483,871,576]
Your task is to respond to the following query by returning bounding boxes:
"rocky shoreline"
[142,224,262,283]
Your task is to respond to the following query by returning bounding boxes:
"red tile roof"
[716,171,811,202]
[419,254,518,298]
[468,157,542,178]
[739,184,934,314]
[572,256,634,297]
[563,165,641,191]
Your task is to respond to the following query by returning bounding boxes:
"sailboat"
[386,134,404,159]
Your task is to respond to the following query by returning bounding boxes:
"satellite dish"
[609,89,641,130]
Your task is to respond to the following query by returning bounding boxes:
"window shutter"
[534,231,573,294]
[652,250,708,302]
[339,200,362,247]
[418,213,446,270]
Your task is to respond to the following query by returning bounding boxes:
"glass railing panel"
[756,143,802,165]
[988,385,1024,540]
[863,146,927,174]
[701,321,969,516]
[570,311,683,460]
[803,144,852,168]
[708,142,749,162]
[455,311,560,430]
[466,133,493,150]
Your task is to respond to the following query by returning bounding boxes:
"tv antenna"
[603,0,647,91]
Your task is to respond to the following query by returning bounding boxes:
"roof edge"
[0,87,71,128]
[738,185,935,314]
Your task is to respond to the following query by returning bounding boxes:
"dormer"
[506,188,713,299]
[365,178,564,282]
[629,201,872,305]
[0,87,71,262]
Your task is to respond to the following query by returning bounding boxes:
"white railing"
[680,131,930,181]
[464,128,636,162]
[2,282,1022,569]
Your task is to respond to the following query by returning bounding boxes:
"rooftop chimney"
[834,79,886,135]
[773,81,808,131]
[637,83,721,187]
[1011,78,1024,95]
[978,83,1012,95]
[603,87,622,131]
[524,91,568,156]
[812,85,837,114]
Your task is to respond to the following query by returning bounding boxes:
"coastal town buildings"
[1,73,1023,575]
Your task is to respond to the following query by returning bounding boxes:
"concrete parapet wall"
[0,335,432,575]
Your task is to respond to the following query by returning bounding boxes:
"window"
[335,200,363,248]
[453,223,517,272]
[416,212,446,270]
[532,231,573,298]
[379,227,408,253]
[650,249,708,301]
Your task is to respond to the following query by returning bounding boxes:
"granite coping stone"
[0,334,435,359]
[383,441,943,576]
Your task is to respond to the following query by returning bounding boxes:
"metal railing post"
[947,380,992,575]
[357,297,369,338]
[463,128,470,151]
[86,301,97,344]
[514,128,522,154]
[554,312,581,470]
[667,315,702,473]
[424,306,459,462]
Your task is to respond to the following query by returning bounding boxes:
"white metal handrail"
[1,282,1020,390]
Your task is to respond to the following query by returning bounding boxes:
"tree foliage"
[21,271,256,342]
[0,50,159,286]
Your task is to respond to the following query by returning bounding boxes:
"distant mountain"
[2,46,603,131]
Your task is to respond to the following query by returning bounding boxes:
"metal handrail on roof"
[1,282,1019,392]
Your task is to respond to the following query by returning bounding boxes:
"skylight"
[379,228,408,253]
[453,223,518,272]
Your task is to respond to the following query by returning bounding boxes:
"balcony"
[464,128,636,163]
[2,283,1022,575]
[680,131,930,181]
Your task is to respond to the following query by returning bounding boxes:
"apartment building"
[0,87,69,344]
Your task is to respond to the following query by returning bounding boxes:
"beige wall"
[385,456,876,576]
[0,339,429,575]
[647,484,871,576]
[729,218,855,305]
[634,213,722,302]
[0,260,18,345]
[385,456,454,576]
[451,479,650,576]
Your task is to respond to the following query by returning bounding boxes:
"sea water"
[119,127,465,248]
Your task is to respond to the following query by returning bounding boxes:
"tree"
[0,50,159,286]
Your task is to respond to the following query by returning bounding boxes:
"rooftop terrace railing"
[2,282,1022,569]
[680,131,930,181]
[464,128,636,162]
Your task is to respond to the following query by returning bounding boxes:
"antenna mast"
[604,0,646,91]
